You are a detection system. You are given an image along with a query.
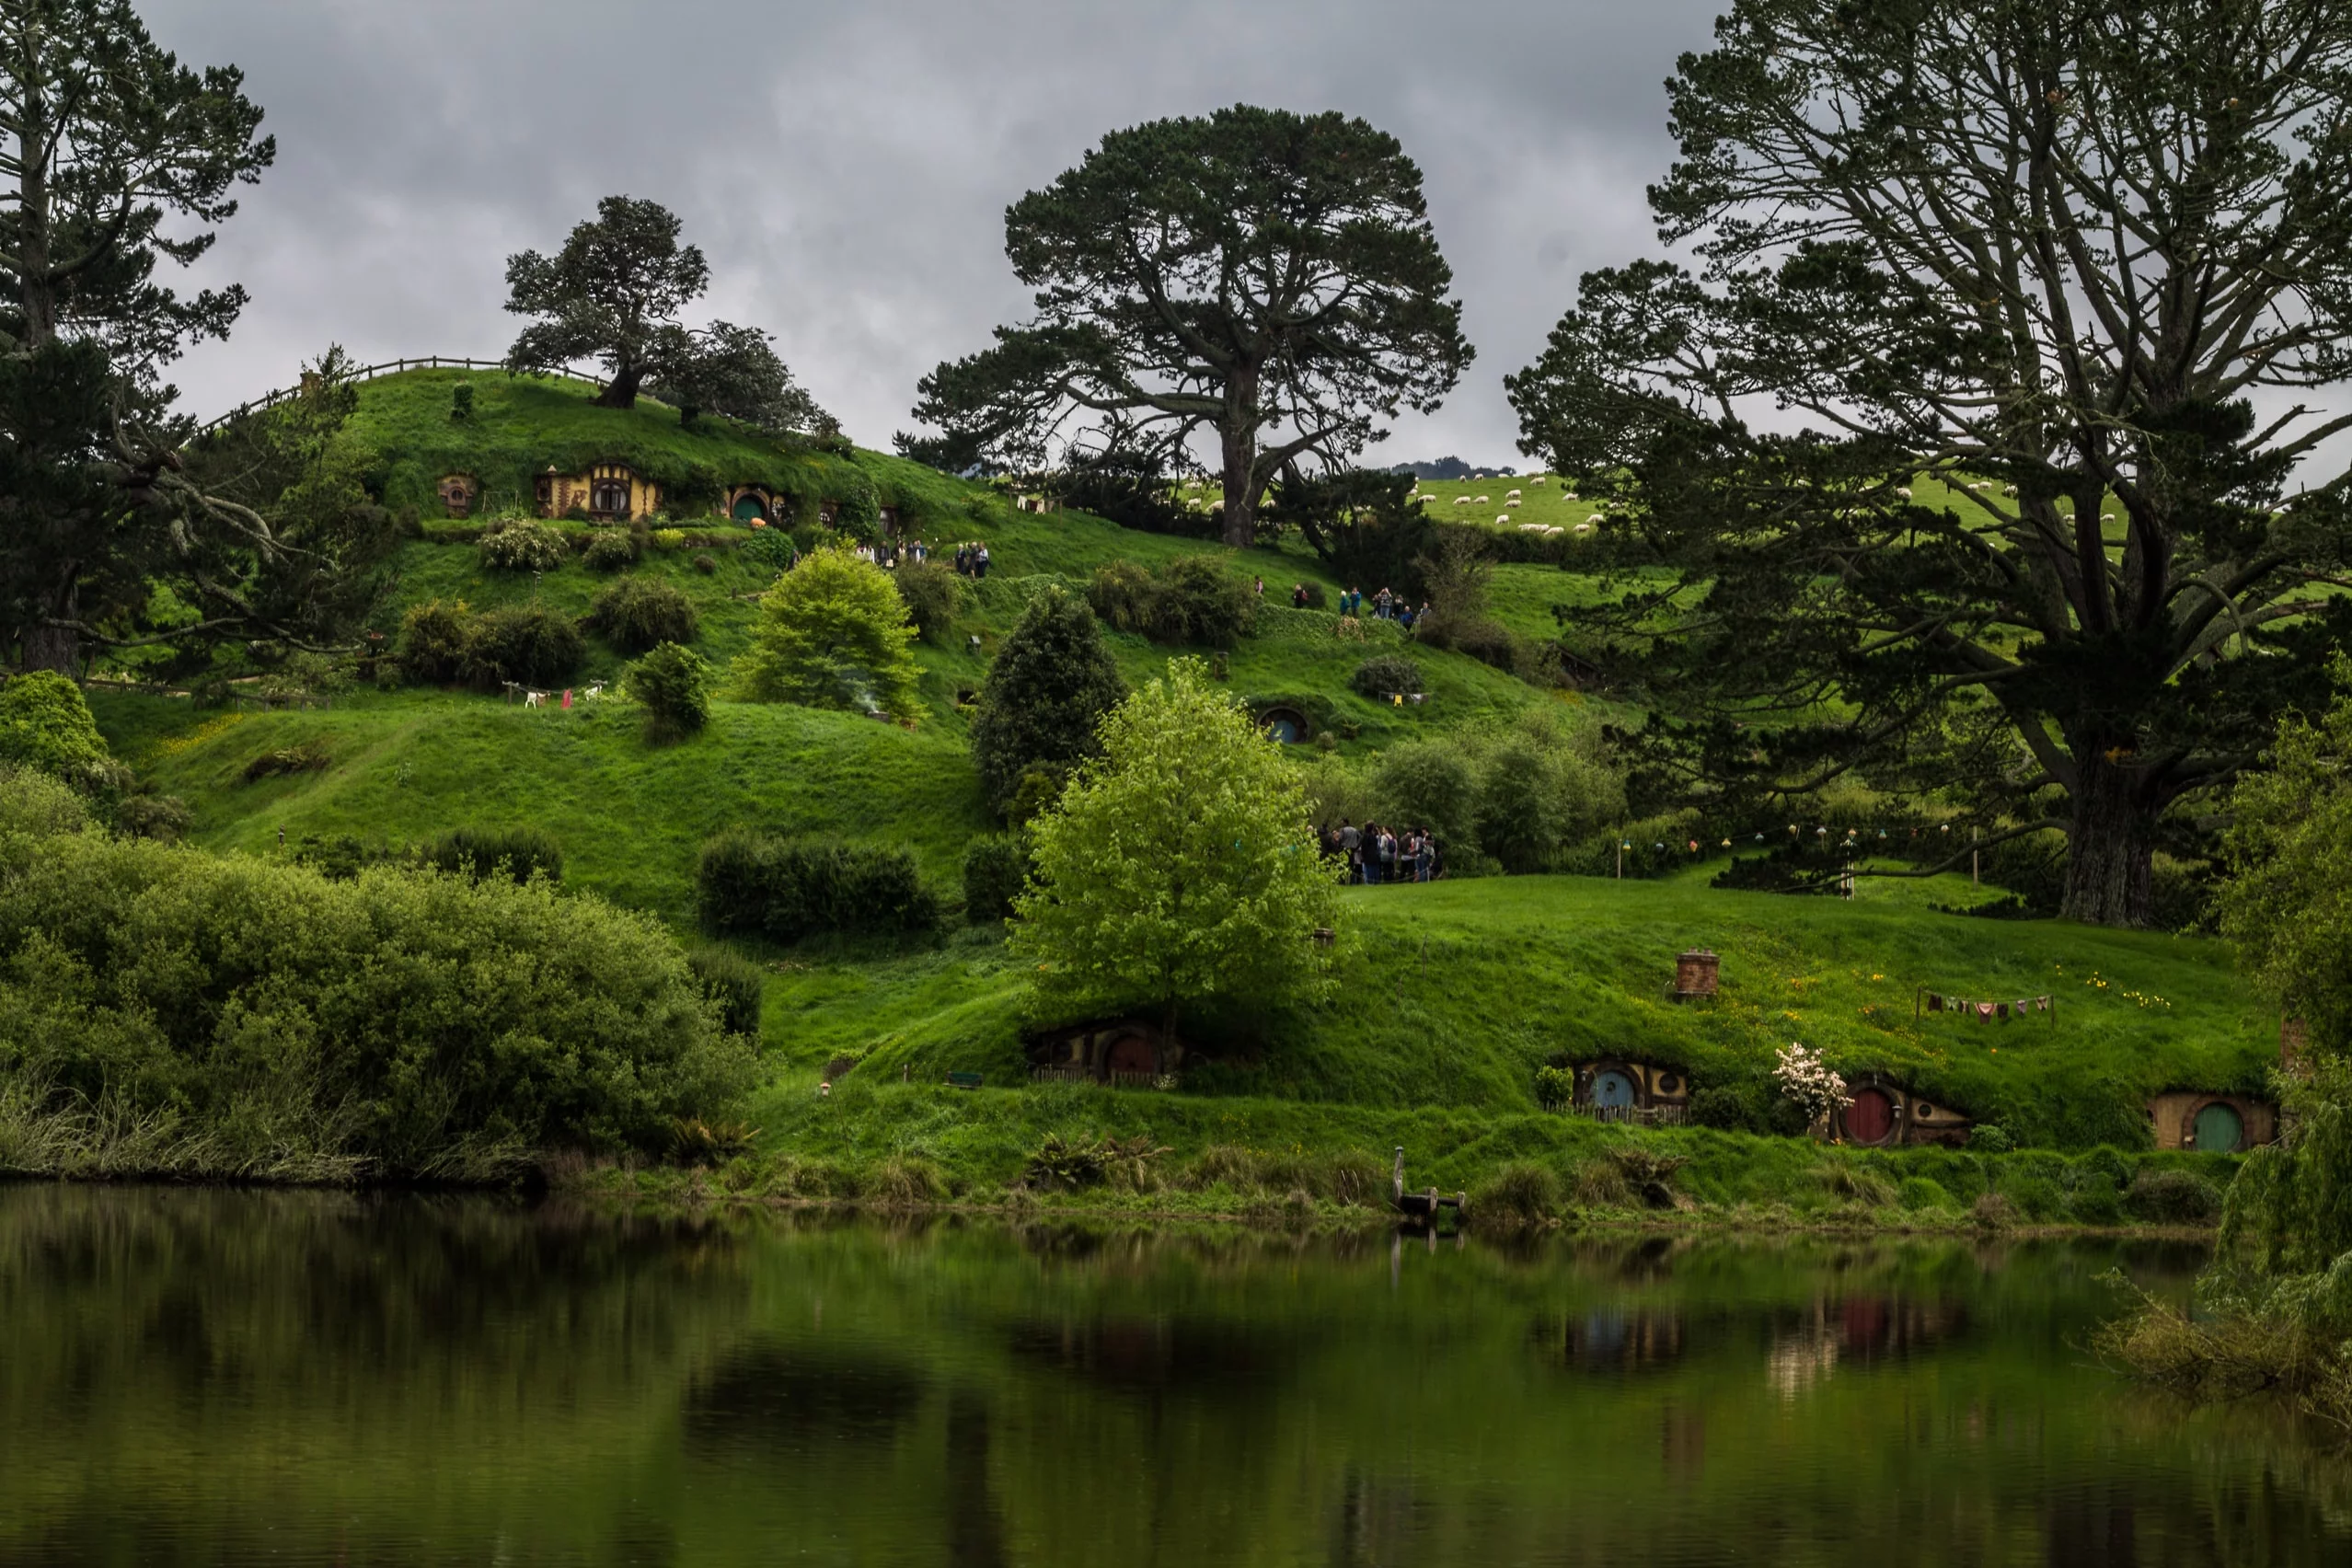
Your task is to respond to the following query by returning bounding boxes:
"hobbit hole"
[437,474,479,518]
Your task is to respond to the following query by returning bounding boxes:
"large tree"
[1506,0,2352,928]
[968,584,1126,813]
[1010,658,1339,1036]
[503,195,709,409]
[905,105,1470,547]
[645,320,834,435]
[0,0,274,671]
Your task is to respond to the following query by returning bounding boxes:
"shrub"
[732,546,921,720]
[695,830,944,943]
[692,552,717,574]
[0,835,754,1175]
[1186,1144,1262,1191]
[1296,582,1329,609]
[872,1154,950,1205]
[478,521,571,572]
[587,575,699,653]
[2128,1168,2223,1225]
[1533,1065,1574,1110]
[395,599,475,685]
[1898,1176,1956,1211]
[2070,1171,2126,1225]
[582,530,640,571]
[1351,654,1426,699]
[420,825,564,884]
[1688,1083,1768,1132]
[830,473,881,539]
[1086,559,1158,633]
[243,740,331,782]
[1150,554,1256,646]
[113,792,190,842]
[0,766,90,839]
[962,834,1032,924]
[1611,1147,1689,1208]
[450,382,475,421]
[467,603,584,687]
[686,945,766,1039]
[969,586,1126,812]
[1970,1123,2016,1153]
[626,642,712,739]
[2003,1173,2065,1221]
[1471,1162,1561,1231]
[893,556,964,641]
[0,672,110,781]
[1373,739,1481,857]
[742,527,798,573]
[1325,1147,1388,1206]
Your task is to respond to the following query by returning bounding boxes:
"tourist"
[1340,820,1362,883]
[1361,822,1383,885]
[1253,575,1265,597]
[1416,829,1436,882]
[974,543,991,579]
[1397,603,1416,633]
[1375,587,1394,619]
[1292,582,1311,608]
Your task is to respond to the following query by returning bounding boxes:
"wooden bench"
[947,1071,984,1090]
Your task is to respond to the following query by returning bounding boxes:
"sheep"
[2102,512,2116,522]
[1587,513,1606,524]
[1518,522,1544,532]
[1496,513,1512,525]
[1505,489,1524,503]
[1474,495,1491,504]
[583,683,605,701]
[1453,495,1471,507]
[2002,485,2019,496]
[1895,487,1913,499]
[1544,525,1564,536]
[1574,523,1594,534]
[1532,476,1550,486]
[1969,481,1989,491]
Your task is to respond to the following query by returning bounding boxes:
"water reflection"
[0,1186,2347,1566]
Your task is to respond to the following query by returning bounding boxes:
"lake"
[0,1186,2344,1565]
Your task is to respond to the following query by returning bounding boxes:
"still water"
[1,1186,2346,1566]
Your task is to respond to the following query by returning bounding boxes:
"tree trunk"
[594,363,642,409]
[21,621,77,675]
[2060,755,2158,928]
[1218,369,1261,548]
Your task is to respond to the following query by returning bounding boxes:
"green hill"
[79,368,2283,1199]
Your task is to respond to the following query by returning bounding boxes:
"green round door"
[2193,1101,2244,1153]
[732,493,769,523]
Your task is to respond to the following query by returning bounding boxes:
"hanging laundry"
[1977,1002,1996,1021]
[1927,994,1944,1013]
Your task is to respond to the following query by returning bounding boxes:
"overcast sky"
[141,0,1724,466]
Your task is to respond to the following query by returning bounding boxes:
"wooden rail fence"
[194,355,608,437]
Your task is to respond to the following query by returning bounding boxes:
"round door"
[1592,1070,1637,1110]
[2193,1101,2244,1153]
[1847,1088,1895,1145]
[1104,1035,1157,1077]
[732,493,769,523]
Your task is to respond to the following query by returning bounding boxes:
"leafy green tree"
[625,640,712,741]
[0,0,276,672]
[732,546,920,720]
[647,320,832,434]
[1011,658,1339,1034]
[1505,0,2352,928]
[969,585,1125,812]
[503,196,709,409]
[905,105,1471,548]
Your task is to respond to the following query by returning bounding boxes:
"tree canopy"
[1011,659,1339,1033]
[905,105,1470,547]
[731,546,921,721]
[968,585,1126,813]
[1506,0,2352,928]
[0,0,281,673]
[645,320,833,435]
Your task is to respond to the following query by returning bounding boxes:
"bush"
[625,642,712,739]
[742,527,798,573]
[1372,739,1481,857]
[695,830,944,943]
[2070,1170,2126,1225]
[0,834,753,1175]
[830,473,881,539]
[1898,1175,1956,1211]
[478,521,571,572]
[419,825,564,884]
[893,556,964,641]
[582,530,640,571]
[2003,1173,2065,1221]
[395,599,475,685]
[686,945,766,1040]
[2128,1168,2223,1225]
[0,672,110,781]
[692,552,716,574]
[1688,1083,1769,1132]
[1351,654,1426,699]
[1083,556,1254,646]
[1152,554,1256,646]
[963,834,1032,924]
[1970,1123,2016,1153]
[467,603,584,687]
[587,575,699,653]
[1532,1064,1574,1110]
[1471,1162,1561,1231]
[450,382,475,421]
[1086,559,1158,633]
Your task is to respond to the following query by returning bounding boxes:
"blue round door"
[1263,715,1301,745]
[1593,1070,1637,1110]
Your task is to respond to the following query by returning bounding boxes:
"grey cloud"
[143,0,1722,463]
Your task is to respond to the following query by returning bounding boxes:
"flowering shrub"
[1772,1041,1851,1126]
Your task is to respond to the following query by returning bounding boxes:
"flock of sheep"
[1405,473,1602,536]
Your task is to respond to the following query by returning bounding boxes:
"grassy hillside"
[75,369,2285,1192]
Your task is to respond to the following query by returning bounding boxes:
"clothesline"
[1915,986,2056,1024]
[1619,824,1984,852]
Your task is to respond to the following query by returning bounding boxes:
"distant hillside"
[1389,455,1517,480]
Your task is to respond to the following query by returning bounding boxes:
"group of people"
[951,541,992,578]
[1325,821,1441,884]
[1337,586,1429,632]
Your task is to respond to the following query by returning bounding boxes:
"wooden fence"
[194,354,607,437]
[1575,1103,1689,1128]
[1028,1066,1179,1091]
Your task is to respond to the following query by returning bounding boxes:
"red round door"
[1847,1088,1895,1145]
[1105,1035,1157,1076]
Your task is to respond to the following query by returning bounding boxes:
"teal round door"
[2193,1101,2244,1153]
[1592,1070,1636,1110]
[732,493,769,523]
